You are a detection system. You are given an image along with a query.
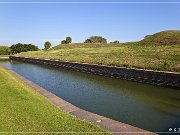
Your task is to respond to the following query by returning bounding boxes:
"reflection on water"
[1,60,180,132]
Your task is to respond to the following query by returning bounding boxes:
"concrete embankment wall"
[10,56,180,89]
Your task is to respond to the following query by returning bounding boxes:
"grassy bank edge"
[0,65,109,133]
[15,44,180,72]
[0,55,9,61]
[11,55,180,74]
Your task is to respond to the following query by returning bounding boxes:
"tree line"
[0,43,39,55]
[0,36,120,55]
[44,36,120,49]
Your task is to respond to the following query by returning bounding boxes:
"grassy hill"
[141,30,180,45]
[15,30,180,72]
[16,44,180,72]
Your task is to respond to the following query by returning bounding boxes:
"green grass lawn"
[16,44,180,72]
[0,66,108,134]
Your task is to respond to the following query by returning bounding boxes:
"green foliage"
[142,30,180,45]
[84,39,92,43]
[10,43,39,54]
[0,46,11,55]
[61,40,67,44]
[44,41,51,50]
[66,37,72,44]
[111,41,120,43]
[61,37,72,44]
[89,36,107,44]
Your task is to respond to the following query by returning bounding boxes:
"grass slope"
[16,44,180,72]
[0,66,107,133]
[142,30,180,45]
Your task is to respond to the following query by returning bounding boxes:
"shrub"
[66,37,72,44]
[10,43,39,54]
[89,36,107,43]
[84,39,92,43]
[61,40,67,44]
[112,40,120,43]
[44,41,51,50]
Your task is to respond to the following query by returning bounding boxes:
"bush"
[10,43,39,54]
[89,36,107,43]
[66,37,72,44]
[84,39,92,43]
[0,46,11,55]
[61,37,72,44]
[44,41,51,50]
[61,40,67,44]
[111,40,120,43]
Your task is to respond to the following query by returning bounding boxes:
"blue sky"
[0,0,180,48]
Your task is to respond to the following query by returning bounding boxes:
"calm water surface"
[1,60,180,132]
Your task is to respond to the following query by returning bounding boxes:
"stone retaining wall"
[10,56,180,89]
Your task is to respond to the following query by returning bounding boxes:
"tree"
[0,46,11,55]
[84,39,92,43]
[61,40,67,44]
[10,43,39,54]
[89,36,107,43]
[44,41,51,50]
[66,37,72,44]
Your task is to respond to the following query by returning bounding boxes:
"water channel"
[1,60,180,132]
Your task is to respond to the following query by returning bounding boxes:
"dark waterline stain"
[1,60,180,132]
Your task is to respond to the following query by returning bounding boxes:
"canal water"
[1,60,180,132]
